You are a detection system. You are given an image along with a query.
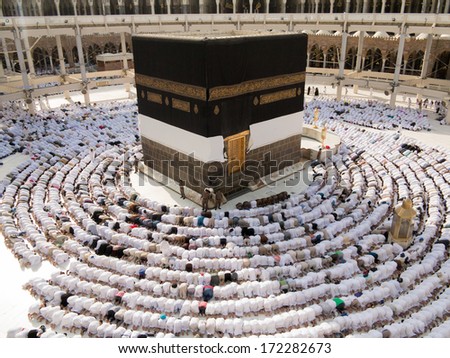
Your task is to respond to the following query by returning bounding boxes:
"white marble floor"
[0,84,449,337]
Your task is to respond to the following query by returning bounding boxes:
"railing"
[1,12,449,32]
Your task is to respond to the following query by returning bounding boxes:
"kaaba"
[133,31,307,196]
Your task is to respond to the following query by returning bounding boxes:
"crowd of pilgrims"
[304,97,432,131]
[1,98,450,338]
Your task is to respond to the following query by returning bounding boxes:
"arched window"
[384,50,397,73]
[431,51,450,79]
[286,0,298,13]
[154,0,166,13]
[87,44,102,65]
[406,51,424,76]
[60,0,75,15]
[364,48,383,72]
[42,0,57,15]
[93,0,103,14]
[104,42,118,54]
[51,46,68,73]
[33,48,52,74]
[110,0,120,14]
[221,0,234,13]
[119,41,132,53]
[72,46,79,64]
[309,44,324,68]
[325,46,339,69]
[253,0,264,13]
[138,0,151,14]
[345,47,357,70]
[125,0,135,14]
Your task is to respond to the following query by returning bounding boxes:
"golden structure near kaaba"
[389,198,417,250]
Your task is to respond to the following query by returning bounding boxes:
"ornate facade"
[1,0,450,16]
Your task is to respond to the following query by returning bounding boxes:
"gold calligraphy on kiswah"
[135,72,305,102]
[172,98,191,113]
[146,91,163,104]
[259,88,298,105]
[135,74,207,101]
[209,72,305,101]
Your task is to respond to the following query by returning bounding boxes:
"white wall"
[249,111,303,149]
[138,114,225,162]
[139,110,303,162]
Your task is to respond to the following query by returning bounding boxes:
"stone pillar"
[422,0,428,12]
[22,34,35,77]
[381,57,386,72]
[17,0,24,16]
[233,0,236,14]
[75,25,90,105]
[400,0,406,13]
[402,59,408,74]
[216,0,220,13]
[420,34,433,79]
[345,0,350,12]
[314,0,319,13]
[134,0,139,13]
[300,0,305,13]
[431,0,437,13]
[281,0,287,12]
[55,0,61,16]
[56,35,71,100]
[381,0,386,13]
[72,0,78,15]
[180,0,188,13]
[2,37,12,72]
[120,32,131,97]
[13,28,35,114]
[166,0,171,14]
[102,0,109,14]
[56,35,67,76]
[390,33,406,107]
[150,0,155,14]
[353,31,365,94]
[36,0,43,15]
[199,0,205,13]
[445,0,450,13]
[362,0,369,12]
[330,0,334,13]
[88,0,94,14]
[356,0,361,12]
[372,0,377,12]
[336,31,348,101]
[355,31,365,73]
[265,0,269,13]
[118,0,125,14]
[49,53,54,73]
[249,0,253,13]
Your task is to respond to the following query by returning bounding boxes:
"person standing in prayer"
[215,189,225,210]
[201,189,212,211]
[179,180,186,199]
[321,126,327,149]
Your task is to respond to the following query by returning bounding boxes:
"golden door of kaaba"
[225,130,249,175]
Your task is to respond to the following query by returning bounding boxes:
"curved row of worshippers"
[0,100,449,338]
